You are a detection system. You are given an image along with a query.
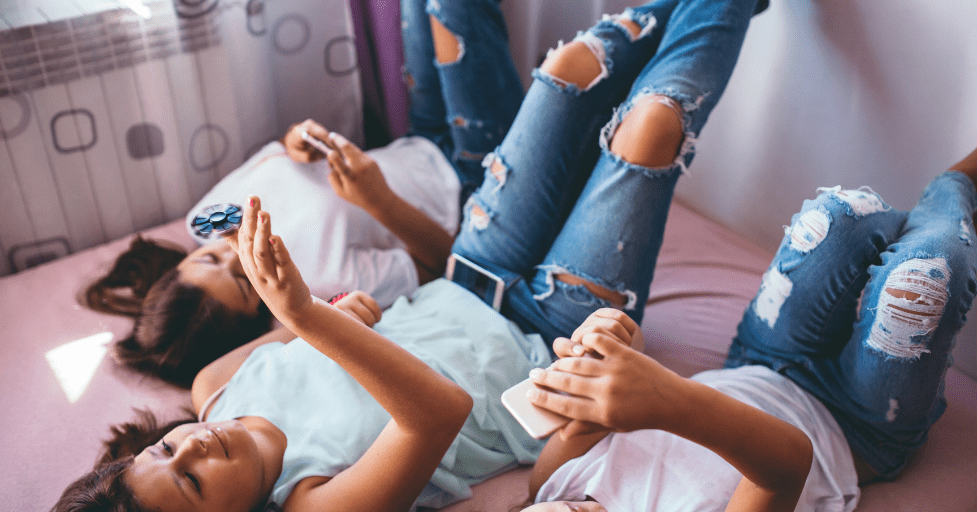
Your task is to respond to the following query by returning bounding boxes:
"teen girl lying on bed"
[522,159,977,512]
[54,0,772,510]
[80,0,526,387]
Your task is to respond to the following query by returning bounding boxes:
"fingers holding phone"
[284,119,330,163]
[522,325,685,436]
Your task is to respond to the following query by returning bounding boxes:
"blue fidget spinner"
[191,204,243,239]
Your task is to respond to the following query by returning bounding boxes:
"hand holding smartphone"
[502,352,600,439]
[502,378,571,439]
[301,130,332,156]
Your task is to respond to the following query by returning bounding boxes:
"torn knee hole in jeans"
[818,185,888,217]
[600,93,697,172]
[465,200,490,231]
[540,34,607,92]
[403,69,416,90]
[754,268,793,329]
[959,218,972,246]
[458,149,485,162]
[482,152,508,187]
[429,13,464,65]
[786,206,831,253]
[867,258,949,359]
[602,8,656,41]
[536,268,636,309]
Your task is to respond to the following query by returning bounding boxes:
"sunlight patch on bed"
[45,332,113,403]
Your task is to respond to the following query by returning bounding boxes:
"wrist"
[647,366,696,433]
[279,295,322,332]
[363,187,401,218]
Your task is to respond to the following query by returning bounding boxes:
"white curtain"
[0,0,362,275]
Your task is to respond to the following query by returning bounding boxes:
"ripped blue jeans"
[401,0,524,201]
[725,171,977,478]
[451,0,761,344]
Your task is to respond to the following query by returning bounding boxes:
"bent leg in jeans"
[727,171,977,478]
[401,0,523,200]
[452,0,763,344]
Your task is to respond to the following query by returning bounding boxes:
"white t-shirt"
[186,136,460,309]
[536,365,860,512]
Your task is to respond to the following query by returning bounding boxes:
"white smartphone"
[445,253,506,311]
[502,378,571,439]
[300,130,331,155]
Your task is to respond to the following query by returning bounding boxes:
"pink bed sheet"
[2,201,974,511]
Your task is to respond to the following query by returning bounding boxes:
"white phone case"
[300,130,331,154]
[501,378,571,439]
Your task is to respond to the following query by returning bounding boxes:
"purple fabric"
[350,0,410,140]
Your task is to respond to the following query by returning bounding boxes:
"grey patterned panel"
[325,35,355,76]
[189,123,229,171]
[0,91,31,138]
[272,14,309,55]
[7,236,70,272]
[50,108,97,153]
[126,122,164,159]
[0,2,221,98]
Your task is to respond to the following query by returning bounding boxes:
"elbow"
[451,386,475,427]
[782,428,814,496]
[439,384,473,435]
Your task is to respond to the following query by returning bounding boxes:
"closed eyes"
[160,440,202,495]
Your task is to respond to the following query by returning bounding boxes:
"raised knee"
[430,15,463,64]
[868,258,949,359]
[608,96,685,168]
[539,40,603,91]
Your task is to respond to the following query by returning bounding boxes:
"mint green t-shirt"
[206,279,552,509]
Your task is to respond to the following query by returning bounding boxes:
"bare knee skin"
[539,40,602,90]
[430,15,461,64]
[883,287,942,317]
[609,98,685,168]
[556,274,627,307]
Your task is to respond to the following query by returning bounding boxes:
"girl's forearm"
[286,297,472,433]
[663,377,813,497]
[364,193,453,283]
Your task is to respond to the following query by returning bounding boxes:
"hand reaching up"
[226,196,314,326]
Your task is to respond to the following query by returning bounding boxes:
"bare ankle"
[949,147,977,190]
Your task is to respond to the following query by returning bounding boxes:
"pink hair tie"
[327,292,349,305]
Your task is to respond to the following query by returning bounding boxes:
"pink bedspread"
[2,201,974,511]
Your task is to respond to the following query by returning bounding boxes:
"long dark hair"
[83,236,272,387]
[52,409,197,512]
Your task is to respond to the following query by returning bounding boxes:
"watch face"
[191,203,243,239]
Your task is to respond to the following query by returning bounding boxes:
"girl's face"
[178,241,261,316]
[127,420,269,512]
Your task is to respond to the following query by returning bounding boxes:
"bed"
[2,199,974,511]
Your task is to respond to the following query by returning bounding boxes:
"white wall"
[502,0,977,377]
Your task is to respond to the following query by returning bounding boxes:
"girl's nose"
[175,430,212,460]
